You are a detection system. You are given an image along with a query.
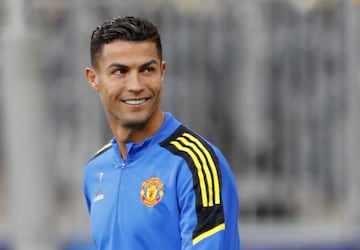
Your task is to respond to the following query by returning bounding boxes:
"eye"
[142,66,155,73]
[113,67,128,75]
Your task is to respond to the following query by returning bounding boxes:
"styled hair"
[90,16,163,68]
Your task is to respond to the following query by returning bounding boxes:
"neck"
[109,111,165,159]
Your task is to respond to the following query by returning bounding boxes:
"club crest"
[140,177,164,207]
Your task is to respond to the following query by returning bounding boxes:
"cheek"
[153,85,162,97]
[154,77,164,91]
[99,83,120,97]
[99,89,115,106]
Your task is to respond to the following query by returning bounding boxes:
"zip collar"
[111,112,181,166]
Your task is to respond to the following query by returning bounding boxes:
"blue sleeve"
[177,150,241,250]
[159,125,241,249]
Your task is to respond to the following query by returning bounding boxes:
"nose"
[127,72,143,92]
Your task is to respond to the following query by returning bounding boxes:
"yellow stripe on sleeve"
[176,136,214,206]
[192,223,225,245]
[183,133,221,204]
[170,141,209,207]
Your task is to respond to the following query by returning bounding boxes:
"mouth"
[122,98,149,105]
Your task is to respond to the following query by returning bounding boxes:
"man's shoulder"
[87,140,113,165]
[160,124,215,152]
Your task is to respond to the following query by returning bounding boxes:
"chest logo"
[94,172,104,202]
[140,177,164,207]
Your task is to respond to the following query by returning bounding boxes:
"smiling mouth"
[123,98,148,105]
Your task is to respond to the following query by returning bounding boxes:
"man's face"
[87,40,166,128]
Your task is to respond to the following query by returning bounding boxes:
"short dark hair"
[90,16,163,68]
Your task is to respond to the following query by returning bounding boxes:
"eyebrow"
[140,59,158,69]
[107,59,158,70]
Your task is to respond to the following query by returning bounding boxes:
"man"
[83,16,241,249]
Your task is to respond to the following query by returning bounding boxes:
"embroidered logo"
[94,172,104,202]
[140,177,164,207]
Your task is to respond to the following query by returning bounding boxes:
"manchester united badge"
[140,177,164,207]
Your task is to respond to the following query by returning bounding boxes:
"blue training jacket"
[83,112,241,249]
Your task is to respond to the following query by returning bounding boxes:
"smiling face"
[86,40,166,135]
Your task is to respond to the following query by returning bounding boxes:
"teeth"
[124,99,146,105]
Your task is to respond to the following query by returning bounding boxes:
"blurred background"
[1,0,360,249]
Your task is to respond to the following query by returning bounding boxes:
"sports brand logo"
[140,177,164,207]
[94,172,104,202]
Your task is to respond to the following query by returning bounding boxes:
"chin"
[120,109,159,128]
[123,121,145,129]
[122,116,148,128]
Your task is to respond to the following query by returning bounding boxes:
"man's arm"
[177,148,241,250]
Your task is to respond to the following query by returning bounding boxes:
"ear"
[160,61,166,82]
[85,67,100,92]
